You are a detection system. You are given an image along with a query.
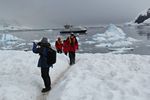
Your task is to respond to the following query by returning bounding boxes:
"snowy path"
[36,61,71,100]
[36,55,73,100]
[37,58,80,100]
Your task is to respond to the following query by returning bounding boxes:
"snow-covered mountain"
[0,25,32,30]
[0,19,32,30]
[135,8,150,24]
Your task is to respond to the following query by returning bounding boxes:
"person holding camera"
[32,37,52,93]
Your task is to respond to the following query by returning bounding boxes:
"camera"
[37,42,42,46]
[33,42,42,46]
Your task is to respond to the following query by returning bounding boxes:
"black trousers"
[57,49,62,53]
[41,67,51,88]
[69,52,75,65]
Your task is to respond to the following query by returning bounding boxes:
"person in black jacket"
[32,37,52,93]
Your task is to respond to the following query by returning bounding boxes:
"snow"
[84,41,96,44]
[0,50,150,100]
[107,47,134,54]
[143,18,150,23]
[0,50,69,100]
[137,9,148,16]
[93,24,138,49]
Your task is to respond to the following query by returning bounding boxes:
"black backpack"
[47,48,56,65]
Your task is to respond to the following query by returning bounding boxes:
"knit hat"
[40,37,48,43]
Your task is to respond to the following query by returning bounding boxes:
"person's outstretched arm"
[32,42,41,53]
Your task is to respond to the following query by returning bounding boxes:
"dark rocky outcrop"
[135,8,150,24]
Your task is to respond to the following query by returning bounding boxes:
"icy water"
[122,25,150,55]
[1,25,150,55]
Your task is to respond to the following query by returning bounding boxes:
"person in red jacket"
[63,40,68,55]
[55,37,63,53]
[66,33,78,65]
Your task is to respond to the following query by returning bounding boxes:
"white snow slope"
[0,50,150,100]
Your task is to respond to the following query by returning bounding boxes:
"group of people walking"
[32,33,79,93]
[55,33,78,65]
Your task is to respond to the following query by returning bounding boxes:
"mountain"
[135,8,150,24]
[0,19,31,30]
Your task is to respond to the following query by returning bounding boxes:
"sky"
[0,0,150,28]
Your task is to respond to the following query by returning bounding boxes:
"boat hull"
[60,30,87,34]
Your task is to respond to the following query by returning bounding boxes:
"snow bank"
[1,50,150,100]
[0,50,69,100]
[49,53,150,100]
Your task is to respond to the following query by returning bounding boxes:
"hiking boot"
[41,87,51,93]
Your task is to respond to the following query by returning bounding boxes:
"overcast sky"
[0,0,150,28]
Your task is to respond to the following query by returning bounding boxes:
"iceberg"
[93,24,138,52]
[0,34,24,49]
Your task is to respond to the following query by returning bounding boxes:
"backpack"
[47,48,56,65]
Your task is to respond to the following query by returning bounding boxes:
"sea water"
[0,25,150,55]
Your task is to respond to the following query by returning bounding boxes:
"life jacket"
[66,36,78,52]
[69,37,76,46]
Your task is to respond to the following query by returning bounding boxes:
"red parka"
[66,36,78,52]
[63,40,68,54]
[55,39,63,51]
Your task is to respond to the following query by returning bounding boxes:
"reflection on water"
[122,25,150,55]
[134,25,150,40]
[0,25,150,55]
